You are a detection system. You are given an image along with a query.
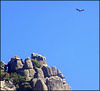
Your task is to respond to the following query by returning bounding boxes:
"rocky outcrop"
[0,61,7,72]
[1,53,71,90]
[35,78,48,90]
[0,80,16,90]
[29,69,36,78]
[30,78,38,90]
[17,69,36,81]
[51,66,58,76]
[42,66,53,77]
[24,57,33,69]
[46,76,71,90]
[7,56,24,73]
[34,68,44,78]
[31,53,47,66]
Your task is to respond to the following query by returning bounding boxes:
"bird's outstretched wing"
[80,9,84,11]
[76,8,84,12]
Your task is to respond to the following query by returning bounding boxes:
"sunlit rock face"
[31,53,48,66]
[0,80,16,90]
[24,57,33,69]
[1,53,72,90]
[46,76,71,90]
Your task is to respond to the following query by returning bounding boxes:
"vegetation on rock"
[31,59,42,69]
[21,82,32,91]
[0,68,26,90]
[0,70,10,81]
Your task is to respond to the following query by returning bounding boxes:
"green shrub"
[9,72,26,90]
[24,82,32,88]
[20,82,32,91]
[0,70,10,81]
[16,84,19,89]
[31,59,42,68]
[0,71,26,90]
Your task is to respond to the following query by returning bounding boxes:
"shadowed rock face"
[42,66,52,77]
[0,61,7,72]
[7,56,23,73]
[35,79,48,90]
[2,53,72,90]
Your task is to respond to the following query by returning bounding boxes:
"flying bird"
[76,8,84,12]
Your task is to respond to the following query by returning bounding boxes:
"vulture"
[76,8,84,12]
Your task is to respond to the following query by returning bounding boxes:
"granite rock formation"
[0,80,16,90]
[0,61,7,72]
[0,53,72,90]
[31,53,47,66]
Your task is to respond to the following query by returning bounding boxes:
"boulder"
[57,69,65,79]
[17,69,36,81]
[29,69,36,78]
[46,76,70,90]
[57,69,61,75]
[0,62,7,72]
[30,78,38,90]
[31,53,47,66]
[17,68,36,81]
[23,69,29,77]
[7,56,23,73]
[35,78,48,90]
[58,74,65,79]
[16,59,24,69]
[46,76,63,90]
[0,80,16,90]
[63,83,72,90]
[42,66,52,77]
[34,68,44,78]
[24,57,33,69]
[30,78,47,90]
[51,66,57,76]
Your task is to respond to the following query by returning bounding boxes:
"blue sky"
[1,1,99,90]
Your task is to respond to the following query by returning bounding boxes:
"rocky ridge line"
[0,53,72,90]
